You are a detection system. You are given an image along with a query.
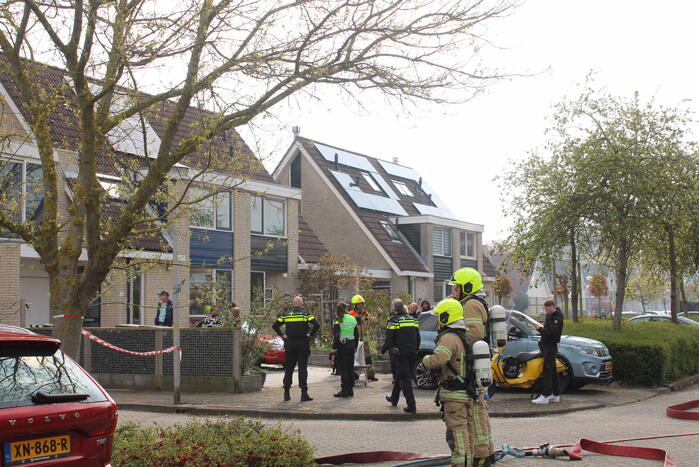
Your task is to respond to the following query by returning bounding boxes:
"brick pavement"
[111,366,660,420]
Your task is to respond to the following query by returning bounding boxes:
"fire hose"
[314,399,699,466]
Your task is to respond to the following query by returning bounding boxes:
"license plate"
[604,362,613,371]
[4,435,71,465]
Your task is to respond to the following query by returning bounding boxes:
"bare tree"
[0,0,517,357]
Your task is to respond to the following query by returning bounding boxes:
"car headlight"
[574,345,600,356]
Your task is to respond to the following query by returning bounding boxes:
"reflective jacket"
[272,307,320,340]
[381,312,420,355]
[461,295,488,344]
[422,328,471,402]
[332,313,359,349]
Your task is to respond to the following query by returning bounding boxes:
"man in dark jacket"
[154,291,174,326]
[381,298,421,413]
[532,299,564,404]
[273,296,320,402]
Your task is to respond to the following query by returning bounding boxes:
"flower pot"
[240,373,266,393]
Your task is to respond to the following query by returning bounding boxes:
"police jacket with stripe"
[273,307,320,341]
[381,312,421,356]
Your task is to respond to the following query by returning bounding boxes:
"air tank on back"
[489,305,507,348]
[471,340,492,387]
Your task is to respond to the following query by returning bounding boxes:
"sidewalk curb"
[116,401,614,421]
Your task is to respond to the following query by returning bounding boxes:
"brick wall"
[286,198,299,286]
[0,242,21,325]
[233,190,251,314]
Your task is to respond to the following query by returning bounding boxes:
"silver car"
[414,309,613,391]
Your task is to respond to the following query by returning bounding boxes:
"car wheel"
[557,357,572,394]
[414,361,438,390]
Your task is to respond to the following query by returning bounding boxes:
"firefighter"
[349,295,378,381]
[422,298,475,467]
[273,296,320,402]
[381,298,420,413]
[449,267,495,466]
[333,302,359,398]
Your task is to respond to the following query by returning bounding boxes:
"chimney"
[292,126,300,138]
[392,156,399,164]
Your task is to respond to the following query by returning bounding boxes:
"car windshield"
[418,312,439,332]
[0,351,107,409]
[508,311,540,335]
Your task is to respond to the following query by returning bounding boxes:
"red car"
[260,335,286,365]
[0,325,118,466]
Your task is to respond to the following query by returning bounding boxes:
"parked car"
[626,314,699,326]
[621,311,641,319]
[0,325,118,466]
[260,334,286,364]
[413,310,613,391]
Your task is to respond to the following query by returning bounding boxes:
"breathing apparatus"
[471,340,492,388]
[489,305,507,349]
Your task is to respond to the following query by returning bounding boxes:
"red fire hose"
[314,399,699,466]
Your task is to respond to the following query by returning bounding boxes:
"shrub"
[112,418,315,466]
[564,320,699,386]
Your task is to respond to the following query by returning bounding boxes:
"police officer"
[531,299,564,404]
[381,298,420,413]
[273,296,320,402]
[333,302,359,398]
[422,298,474,467]
[449,267,495,466]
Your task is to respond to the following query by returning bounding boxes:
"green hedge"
[113,418,315,466]
[563,320,699,386]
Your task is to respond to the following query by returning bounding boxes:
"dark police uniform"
[381,311,420,412]
[538,307,564,397]
[273,307,320,392]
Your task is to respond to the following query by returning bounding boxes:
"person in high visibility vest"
[332,302,359,398]
[349,295,378,382]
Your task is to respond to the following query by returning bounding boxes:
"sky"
[240,0,699,244]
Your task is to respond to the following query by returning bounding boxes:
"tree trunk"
[569,231,579,322]
[679,279,687,316]
[50,273,92,359]
[666,224,678,323]
[613,239,630,331]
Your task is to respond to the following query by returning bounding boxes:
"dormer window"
[392,180,413,197]
[362,172,381,192]
[380,221,400,241]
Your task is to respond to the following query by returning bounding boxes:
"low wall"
[34,327,245,393]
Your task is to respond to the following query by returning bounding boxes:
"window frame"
[189,186,232,231]
[392,179,414,197]
[361,172,381,192]
[460,231,476,259]
[250,195,287,237]
[432,227,452,257]
[0,158,44,225]
[379,220,401,242]
[189,268,233,316]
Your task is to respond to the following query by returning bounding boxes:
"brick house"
[0,61,325,328]
[272,133,489,304]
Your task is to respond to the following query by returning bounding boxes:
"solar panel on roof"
[315,143,375,172]
[421,181,451,210]
[378,160,420,181]
[330,170,408,216]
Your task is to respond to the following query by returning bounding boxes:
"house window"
[190,187,231,230]
[362,173,380,192]
[0,160,44,228]
[460,232,476,258]
[251,196,286,236]
[189,268,232,315]
[433,281,450,302]
[432,227,452,256]
[126,270,143,324]
[251,271,265,305]
[392,180,413,197]
[290,155,302,188]
[380,221,400,241]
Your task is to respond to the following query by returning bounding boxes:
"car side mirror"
[507,328,522,339]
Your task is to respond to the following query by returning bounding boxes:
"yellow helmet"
[434,298,464,326]
[448,267,483,296]
[351,295,365,304]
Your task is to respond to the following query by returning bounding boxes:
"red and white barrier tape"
[81,329,181,356]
